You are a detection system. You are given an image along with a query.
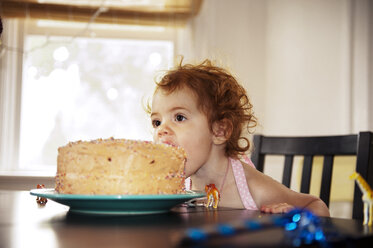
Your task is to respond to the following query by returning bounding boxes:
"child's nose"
[157,122,173,136]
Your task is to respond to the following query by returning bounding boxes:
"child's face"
[151,87,214,177]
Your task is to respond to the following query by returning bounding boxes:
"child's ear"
[212,119,232,145]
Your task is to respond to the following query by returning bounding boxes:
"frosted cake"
[55,138,186,195]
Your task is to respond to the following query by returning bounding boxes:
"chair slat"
[320,155,334,207]
[261,135,357,155]
[282,155,294,187]
[252,135,265,172]
[256,155,265,173]
[300,156,313,194]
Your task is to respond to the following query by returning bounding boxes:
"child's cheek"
[184,162,191,178]
[184,158,203,178]
[184,161,195,178]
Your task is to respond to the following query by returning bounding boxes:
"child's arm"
[246,166,330,217]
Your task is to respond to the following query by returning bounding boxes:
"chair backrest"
[251,131,373,220]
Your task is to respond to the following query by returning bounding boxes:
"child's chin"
[184,167,195,178]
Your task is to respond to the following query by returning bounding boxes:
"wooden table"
[1,190,372,248]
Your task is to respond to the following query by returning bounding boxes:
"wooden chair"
[251,131,373,220]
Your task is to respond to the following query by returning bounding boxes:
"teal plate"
[30,188,205,215]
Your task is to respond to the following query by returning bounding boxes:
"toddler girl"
[149,59,330,216]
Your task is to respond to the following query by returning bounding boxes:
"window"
[1,19,176,174]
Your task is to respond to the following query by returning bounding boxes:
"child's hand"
[260,203,294,214]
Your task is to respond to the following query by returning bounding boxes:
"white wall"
[265,0,353,135]
[177,0,267,127]
[177,0,372,136]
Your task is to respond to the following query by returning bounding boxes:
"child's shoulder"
[240,159,263,180]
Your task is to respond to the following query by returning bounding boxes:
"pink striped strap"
[230,156,258,210]
[185,177,191,190]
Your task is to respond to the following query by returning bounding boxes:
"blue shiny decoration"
[272,216,286,226]
[292,213,301,222]
[182,208,333,247]
[217,224,235,236]
[186,228,207,241]
[244,220,261,230]
[305,232,314,244]
[282,208,327,247]
[285,222,297,231]
[315,230,325,241]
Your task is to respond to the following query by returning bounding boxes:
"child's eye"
[175,114,187,122]
[152,119,161,128]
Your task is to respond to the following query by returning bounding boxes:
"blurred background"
[0,0,372,218]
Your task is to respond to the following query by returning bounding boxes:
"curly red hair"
[153,59,257,158]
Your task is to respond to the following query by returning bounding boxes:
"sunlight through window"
[19,35,173,171]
